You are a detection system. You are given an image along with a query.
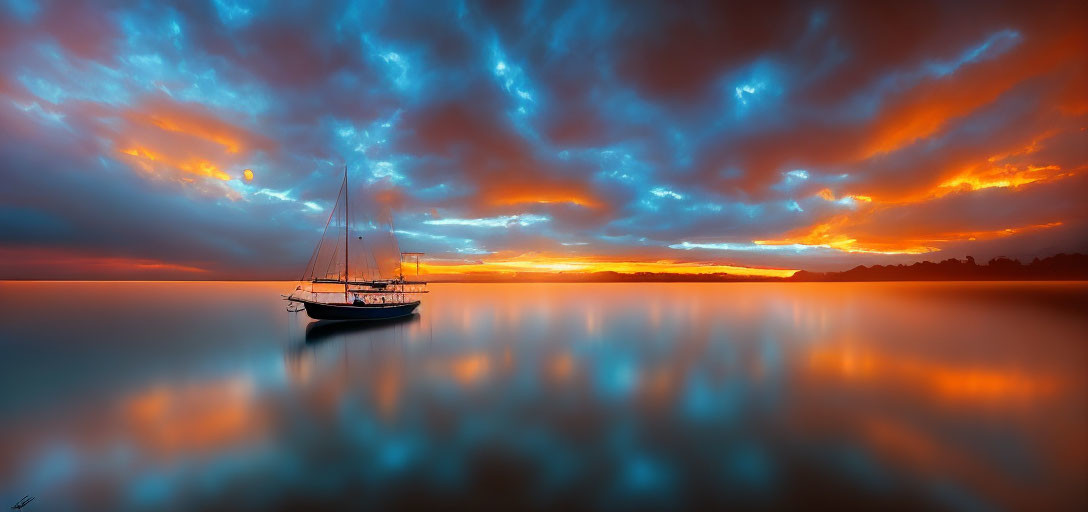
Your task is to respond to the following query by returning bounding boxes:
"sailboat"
[286,166,427,320]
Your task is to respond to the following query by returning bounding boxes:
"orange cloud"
[119,146,232,181]
[483,183,603,209]
[838,127,1082,207]
[756,217,1063,255]
[122,98,273,155]
[859,31,1086,159]
[790,126,1080,257]
[0,247,209,278]
[146,114,243,153]
[105,97,273,189]
[937,164,1071,194]
[755,218,938,255]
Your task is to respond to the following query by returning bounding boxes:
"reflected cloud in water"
[0,281,1084,510]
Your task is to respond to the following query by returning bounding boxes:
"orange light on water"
[548,352,576,381]
[807,346,1060,403]
[446,354,491,386]
[374,367,403,419]
[122,376,264,458]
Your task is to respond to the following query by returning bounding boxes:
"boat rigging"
[285,165,427,320]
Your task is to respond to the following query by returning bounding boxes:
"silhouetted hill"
[435,271,780,283]
[787,253,1088,282]
[426,253,1088,283]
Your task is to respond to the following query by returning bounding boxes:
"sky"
[1,0,1086,280]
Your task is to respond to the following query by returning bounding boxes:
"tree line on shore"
[787,253,1088,281]
[433,253,1088,282]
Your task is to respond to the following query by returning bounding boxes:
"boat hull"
[302,300,420,321]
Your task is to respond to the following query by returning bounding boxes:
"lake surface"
[0,281,1085,511]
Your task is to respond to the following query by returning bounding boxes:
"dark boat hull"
[302,300,420,321]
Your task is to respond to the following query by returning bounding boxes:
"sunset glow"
[755,220,1066,256]
[807,344,1060,403]
[420,256,799,278]
[1,2,1085,509]
[0,1,1085,279]
[938,164,1068,193]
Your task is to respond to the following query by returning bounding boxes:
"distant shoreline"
[3,253,1085,283]
[5,278,1088,284]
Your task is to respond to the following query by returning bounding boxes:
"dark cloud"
[0,0,1085,278]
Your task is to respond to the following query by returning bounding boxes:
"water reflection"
[806,343,1061,403]
[0,282,1084,510]
[302,314,420,344]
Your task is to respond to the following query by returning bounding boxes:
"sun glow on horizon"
[418,256,798,278]
[755,221,1064,256]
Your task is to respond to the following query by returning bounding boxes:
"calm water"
[0,282,1085,511]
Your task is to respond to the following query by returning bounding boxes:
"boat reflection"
[302,313,421,344]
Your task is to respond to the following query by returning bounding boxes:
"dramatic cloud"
[1,0,1085,279]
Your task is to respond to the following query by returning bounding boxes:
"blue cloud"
[0,0,1084,278]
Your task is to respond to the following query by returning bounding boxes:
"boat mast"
[344,164,349,302]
